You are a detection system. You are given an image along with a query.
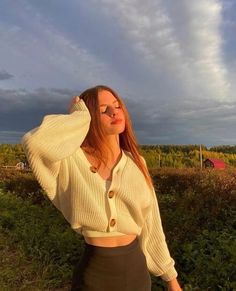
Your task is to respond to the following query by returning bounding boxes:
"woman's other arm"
[138,157,182,289]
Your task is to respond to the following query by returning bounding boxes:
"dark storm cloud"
[0,70,14,81]
[1,87,235,146]
[125,97,236,146]
[0,88,75,133]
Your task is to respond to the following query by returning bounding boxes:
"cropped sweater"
[21,100,177,282]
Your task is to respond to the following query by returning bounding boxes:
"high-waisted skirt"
[71,237,152,291]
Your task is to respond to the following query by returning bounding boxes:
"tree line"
[0,143,236,169]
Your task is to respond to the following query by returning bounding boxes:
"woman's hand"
[68,96,81,114]
[167,278,182,291]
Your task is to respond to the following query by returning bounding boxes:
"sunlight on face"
[98,90,125,135]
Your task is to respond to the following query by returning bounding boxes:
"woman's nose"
[108,107,117,117]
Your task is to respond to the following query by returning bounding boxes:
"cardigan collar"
[78,147,128,182]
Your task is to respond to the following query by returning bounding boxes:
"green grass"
[0,189,84,290]
[0,170,236,291]
[0,230,62,291]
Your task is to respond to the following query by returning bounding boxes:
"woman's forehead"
[98,90,118,105]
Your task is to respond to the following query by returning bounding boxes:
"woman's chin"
[105,129,125,136]
[104,125,125,135]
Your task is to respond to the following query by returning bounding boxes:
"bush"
[178,230,236,290]
[0,168,235,289]
[0,169,45,204]
[151,168,236,289]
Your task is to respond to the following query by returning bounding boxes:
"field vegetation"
[0,144,235,290]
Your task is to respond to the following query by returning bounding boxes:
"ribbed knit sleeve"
[21,100,91,204]
[138,185,178,281]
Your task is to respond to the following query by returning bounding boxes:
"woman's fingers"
[73,96,80,103]
[68,96,81,113]
[70,96,80,107]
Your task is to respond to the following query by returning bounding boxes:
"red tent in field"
[203,158,226,169]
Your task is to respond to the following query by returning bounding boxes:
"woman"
[21,85,182,291]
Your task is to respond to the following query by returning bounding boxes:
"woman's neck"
[105,134,121,160]
[82,134,121,163]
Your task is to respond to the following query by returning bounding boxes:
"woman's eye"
[101,107,108,114]
[100,105,121,114]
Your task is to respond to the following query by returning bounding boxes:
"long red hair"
[79,85,153,188]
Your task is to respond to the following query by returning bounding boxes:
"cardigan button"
[108,190,115,198]
[110,219,116,226]
[90,166,97,173]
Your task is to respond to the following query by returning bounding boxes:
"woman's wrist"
[166,277,182,291]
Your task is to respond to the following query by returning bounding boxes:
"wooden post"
[200,144,203,169]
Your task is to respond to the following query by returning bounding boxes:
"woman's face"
[98,90,125,135]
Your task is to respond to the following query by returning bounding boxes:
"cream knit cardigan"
[21,100,177,281]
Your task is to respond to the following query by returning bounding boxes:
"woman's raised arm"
[21,97,91,202]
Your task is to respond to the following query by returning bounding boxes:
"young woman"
[21,85,182,291]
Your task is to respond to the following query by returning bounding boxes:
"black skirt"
[71,237,151,291]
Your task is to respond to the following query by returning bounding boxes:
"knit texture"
[21,100,177,281]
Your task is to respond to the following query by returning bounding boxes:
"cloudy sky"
[0,0,235,146]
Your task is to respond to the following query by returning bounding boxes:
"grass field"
[0,168,236,290]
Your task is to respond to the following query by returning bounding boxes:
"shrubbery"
[150,168,236,290]
[0,188,84,289]
[0,169,45,204]
[0,168,235,290]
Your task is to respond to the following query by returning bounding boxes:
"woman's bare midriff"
[84,234,137,247]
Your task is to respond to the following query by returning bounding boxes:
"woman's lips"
[111,119,123,125]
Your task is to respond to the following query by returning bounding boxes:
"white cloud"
[91,0,231,101]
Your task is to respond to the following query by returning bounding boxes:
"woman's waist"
[84,233,137,247]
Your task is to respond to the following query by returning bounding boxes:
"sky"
[0,0,236,147]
